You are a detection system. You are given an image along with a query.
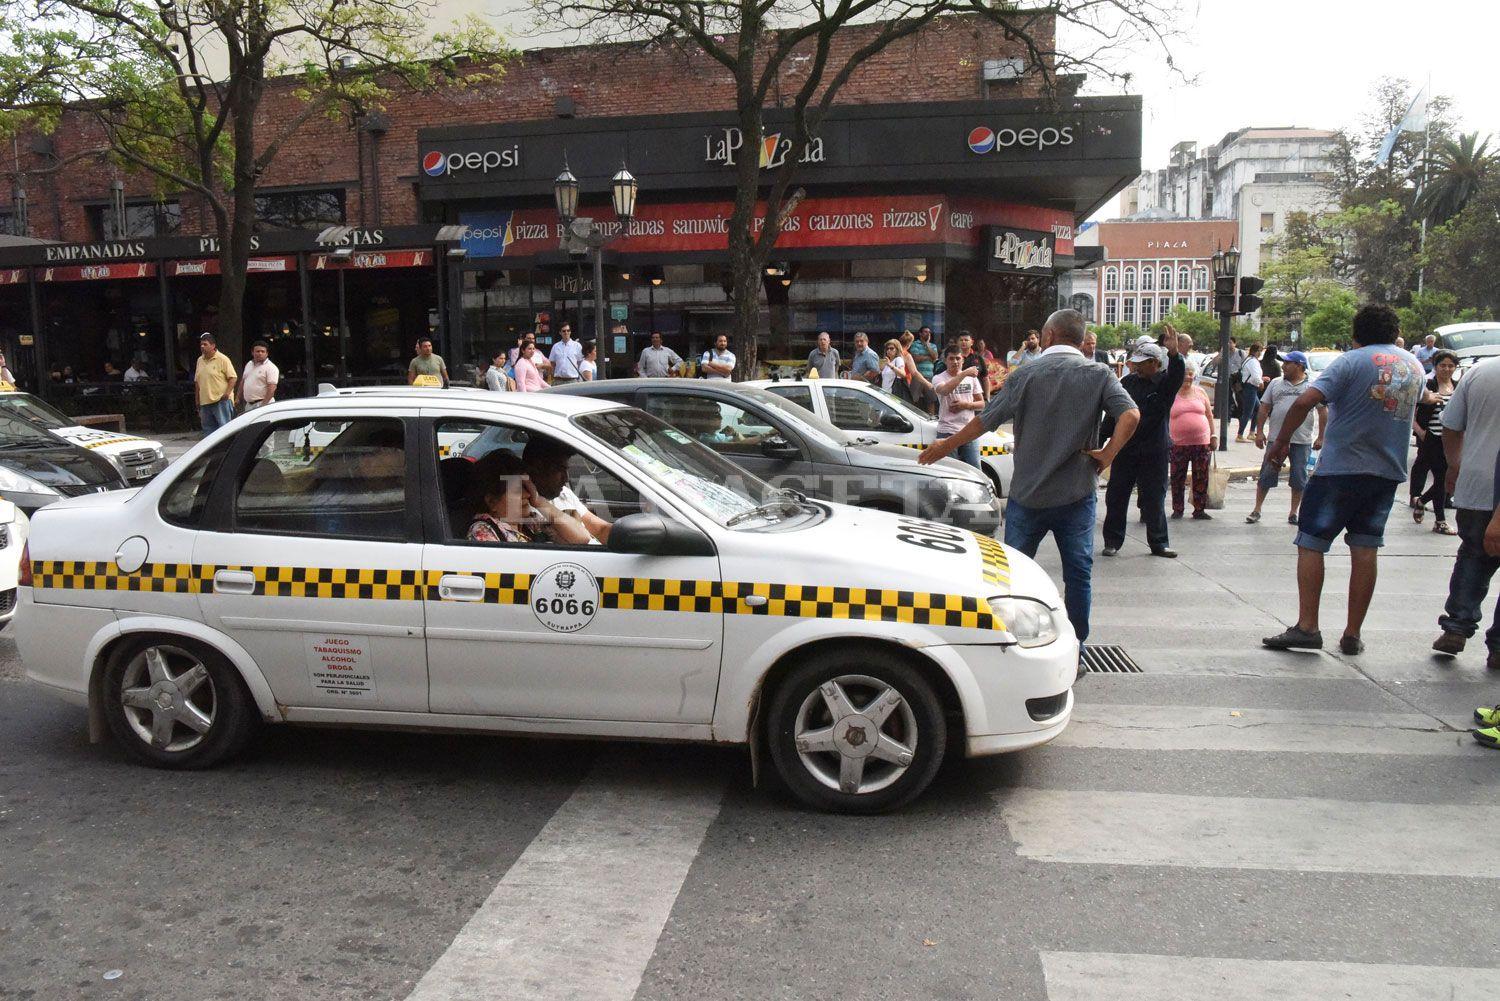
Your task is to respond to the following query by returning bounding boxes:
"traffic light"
[1238,276,1265,315]
[1214,275,1237,314]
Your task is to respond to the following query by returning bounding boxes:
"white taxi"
[0,389,167,482]
[17,387,1076,812]
[746,378,1014,498]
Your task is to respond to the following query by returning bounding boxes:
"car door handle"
[437,574,487,602]
[213,570,257,595]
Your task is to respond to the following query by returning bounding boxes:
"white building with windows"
[1130,127,1338,221]
[1092,219,1239,329]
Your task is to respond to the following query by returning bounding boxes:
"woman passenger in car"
[463,450,592,545]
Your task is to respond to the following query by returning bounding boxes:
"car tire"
[100,635,257,770]
[766,650,947,814]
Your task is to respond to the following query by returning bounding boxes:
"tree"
[1259,239,1336,339]
[0,0,508,360]
[1415,132,1493,226]
[1395,289,1456,340]
[1424,170,1500,317]
[1302,288,1357,348]
[531,0,1183,376]
[1149,303,1216,343]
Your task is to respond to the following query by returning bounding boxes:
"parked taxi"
[18,387,1076,812]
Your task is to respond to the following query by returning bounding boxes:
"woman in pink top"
[512,342,548,392]
[1169,362,1217,519]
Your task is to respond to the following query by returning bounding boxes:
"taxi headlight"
[988,596,1060,648]
[0,466,60,512]
[948,477,992,504]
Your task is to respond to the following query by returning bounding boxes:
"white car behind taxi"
[746,377,1014,497]
[17,387,1076,812]
[0,499,28,630]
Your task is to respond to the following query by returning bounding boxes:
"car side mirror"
[607,512,715,557]
[760,436,801,461]
[879,412,913,433]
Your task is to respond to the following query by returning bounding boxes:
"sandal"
[1434,522,1457,536]
[1412,503,1424,524]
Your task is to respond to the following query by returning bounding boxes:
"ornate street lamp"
[610,166,638,223]
[553,164,579,225]
[1222,245,1241,278]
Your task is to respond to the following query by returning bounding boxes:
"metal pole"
[1216,308,1233,451]
[337,267,348,382]
[593,242,605,353]
[298,251,314,396]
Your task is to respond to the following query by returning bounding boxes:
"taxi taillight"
[18,542,30,587]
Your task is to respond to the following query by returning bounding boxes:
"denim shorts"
[1294,473,1399,553]
[1258,442,1310,493]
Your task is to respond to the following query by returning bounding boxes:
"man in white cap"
[1102,328,1186,557]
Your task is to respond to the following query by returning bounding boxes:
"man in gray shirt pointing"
[921,309,1139,643]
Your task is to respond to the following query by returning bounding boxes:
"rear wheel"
[766,650,947,813]
[101,636,256,769]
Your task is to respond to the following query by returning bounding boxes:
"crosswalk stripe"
[1041,952,1486,1000]
[1056,704,1483,756]
[998,788,1500,877]
[404,758,722,1001]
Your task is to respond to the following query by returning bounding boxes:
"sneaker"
[1432,632,1466,656]
[1339,635,1364,655]
[1474,726,1500,749]
[1288,513,1299,525]
[1102,546,1118,557]
[1246,511,1261,524]
[1150,547,1178,558]
[1473,705,1500,727]
[1192,511,1212,520]
[1263,626,1323,650]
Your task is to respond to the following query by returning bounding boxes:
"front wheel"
[101,636,257,769]
[766,651,947,813]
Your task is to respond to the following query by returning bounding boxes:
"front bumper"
[934,627,1080,755]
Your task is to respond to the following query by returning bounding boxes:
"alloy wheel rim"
[793,674,917,795]
[120,645,217,752]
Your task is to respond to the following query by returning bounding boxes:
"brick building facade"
[1091,219,1239,328]
[0,13,1140,409]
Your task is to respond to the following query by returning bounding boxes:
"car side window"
[766,384,815,413]
[160,439,232,527]
[233,417,407,540]
[823,385,898,432]
[437,419,641,545]
[638,392,786,458]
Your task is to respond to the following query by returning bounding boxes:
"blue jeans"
[1237,382,1260,436]
[1438,508,1500,650]
[199,399,234,433]
[1004,494,1096,643]
[938,432,980,469]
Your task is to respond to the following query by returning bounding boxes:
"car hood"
[0,446,121,488]
[745,501,1061,609]
[843,440,987,482]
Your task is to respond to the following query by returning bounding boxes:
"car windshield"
[1307,352,1338,371]
[1439,327,1500,350]
[0,392,73,430]
[0,409,71,447]
[876,388,935,424]
[738,386,850,447]
[574,407,805,529]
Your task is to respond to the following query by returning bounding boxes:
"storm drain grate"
[1081,645,1144,674]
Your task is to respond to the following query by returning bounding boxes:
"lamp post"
[555,163,637,347]
[1212,245,1241,450]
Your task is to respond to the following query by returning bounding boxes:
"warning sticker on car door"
[305,634,377,698]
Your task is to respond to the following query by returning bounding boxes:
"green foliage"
[1259,235,1338,339]
[1148,304,1217,342]
[1423,171,1500,318]
[1416,132,1494,225]
[1302,289,1358,348]
[1396,290,1458,340]
[1088,323,1143,350]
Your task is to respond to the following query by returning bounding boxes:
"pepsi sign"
[421,145,522,177]
[966,124,1075,154]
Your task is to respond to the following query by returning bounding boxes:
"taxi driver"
[521,436,612,544]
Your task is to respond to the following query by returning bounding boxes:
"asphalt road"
[1,475,1495,1000]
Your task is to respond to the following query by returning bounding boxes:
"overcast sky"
[1083,0,1497,216]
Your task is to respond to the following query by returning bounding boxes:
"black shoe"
[1339,635,1364,655]
[1171,510,1184,519]
[1263,626,1324,650]
[1102,546,1118,557]
[1150,547,1178,558]
[1192,511,1212,520]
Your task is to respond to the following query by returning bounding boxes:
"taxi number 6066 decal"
[895,519,967,554]
[531,562,601,633]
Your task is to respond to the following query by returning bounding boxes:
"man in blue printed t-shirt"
[1261,304,1425,656]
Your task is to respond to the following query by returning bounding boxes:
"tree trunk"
[214,76,263,366]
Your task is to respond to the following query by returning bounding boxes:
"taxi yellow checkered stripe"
[972,532,1011,589]
[896,442,1008,456]
[601,577,997,630]
[79,436,139,450]
[33,560,998,629]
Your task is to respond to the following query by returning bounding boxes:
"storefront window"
[88,200,181,240]
[255,189,347,231]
